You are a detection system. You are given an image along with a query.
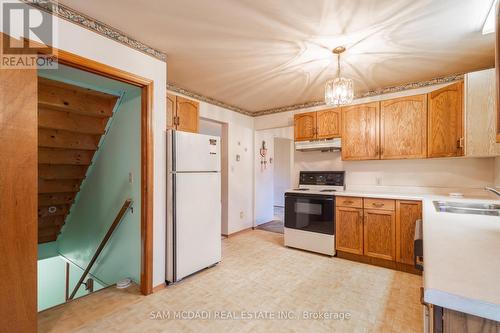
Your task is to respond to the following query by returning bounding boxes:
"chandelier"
[325,46,354,106]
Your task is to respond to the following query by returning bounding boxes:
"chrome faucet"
[485,187,500,197]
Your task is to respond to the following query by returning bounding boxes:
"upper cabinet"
[294,109,341,141]
[294,112,316,141]
[167,93,176,130]
[380,95,427,159]
[292,76,494,160]
[465,69,500,157]
[341,102,380,161]
[316,109,341,139]
[167,93,199,133]
[427,81,464,158]
[176,96,199,133]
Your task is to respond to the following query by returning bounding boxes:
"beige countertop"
[333,189,500,321]
[421,195,500,322]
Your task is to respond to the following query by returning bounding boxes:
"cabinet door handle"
[358,211,363,218]
[372,203,384,208]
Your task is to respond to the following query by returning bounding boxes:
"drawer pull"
[372,203,384,208]
[343,200,354,205]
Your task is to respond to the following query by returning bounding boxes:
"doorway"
[199,118,229,236]
[254,130,293,234]
[272,137,293,224]
[37,64,143,311]
[1,43,154,331]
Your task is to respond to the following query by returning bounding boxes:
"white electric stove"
[284,171,345,256]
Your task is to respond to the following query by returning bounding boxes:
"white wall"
[199,118,223,137]
[2,1,168,287]
[254,127,293,225]
[273,138,293,206]
[295,151,495,194]
[170,92,255,234]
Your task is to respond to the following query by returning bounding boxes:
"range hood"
[295,138,342,152]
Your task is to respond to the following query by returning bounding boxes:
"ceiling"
[59,0,495,113]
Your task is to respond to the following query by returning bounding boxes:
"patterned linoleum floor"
[39,230,423,333]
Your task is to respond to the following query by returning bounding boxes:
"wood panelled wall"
[37,78,118,243]
[0,67,38,333]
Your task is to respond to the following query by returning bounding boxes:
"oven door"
[284,193,334,235]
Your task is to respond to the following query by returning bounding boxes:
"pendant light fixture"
[325,46,354,106]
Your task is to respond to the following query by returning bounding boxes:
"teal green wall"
[38,242,58,260]
[39,65,141,286]
[37,256,106,311]
[38,257,65,311]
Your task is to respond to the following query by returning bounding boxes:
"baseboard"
[152,282,167,293]
[226,227,253,238]
[336,251,422,275]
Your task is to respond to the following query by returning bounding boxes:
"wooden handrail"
[68,199,133,300]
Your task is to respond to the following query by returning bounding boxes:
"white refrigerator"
[166,130,222,283]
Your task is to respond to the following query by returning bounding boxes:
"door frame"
[53,49,155,296]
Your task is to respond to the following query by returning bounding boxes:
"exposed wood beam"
[38,215,65,228]
[38,193,77,206]
[38,128,100,150]
[39,148,95,165]
[38,179,81,193]
[38,204,70,218]
[38,77,117,118]
[38,165,88,180]
[38,108,108,135]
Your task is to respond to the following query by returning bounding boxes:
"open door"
[0,67,38,330]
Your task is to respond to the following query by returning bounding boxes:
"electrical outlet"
[240,211,244,219]
[129,172,134,184]
[376,177,382,186]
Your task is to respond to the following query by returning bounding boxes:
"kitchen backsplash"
[294,151,495,195]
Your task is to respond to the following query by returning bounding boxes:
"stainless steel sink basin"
[433,201,500,217]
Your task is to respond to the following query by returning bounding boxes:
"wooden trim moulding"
[153,282,167,293]
[224,227,253,238]
[46,46,155,296]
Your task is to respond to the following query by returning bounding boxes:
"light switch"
[129,172,134,184]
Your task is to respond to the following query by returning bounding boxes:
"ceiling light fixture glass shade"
[325,46,354,106]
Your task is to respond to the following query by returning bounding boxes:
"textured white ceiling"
[60,0,495,112]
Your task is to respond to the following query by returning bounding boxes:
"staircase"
[37,77,118,243]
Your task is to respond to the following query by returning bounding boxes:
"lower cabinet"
[335,206,363,255]
[336,196,421,273]
[432,306,500,333]
[363,209,395,261]
[396,200,422,265]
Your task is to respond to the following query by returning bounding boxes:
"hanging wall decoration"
[260,141,268,171]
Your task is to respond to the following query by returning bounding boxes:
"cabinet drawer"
[364,198,395,211]
[336,196,363,208]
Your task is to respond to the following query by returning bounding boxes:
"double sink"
[434,201,500,217]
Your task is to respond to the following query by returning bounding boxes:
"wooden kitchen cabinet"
[341,102,380,160]
[336,196,422,274]
[316,109,341,139]
[294,112,317,141]
[336,206,364,255]
[363,208,396,261]
[167,93,176,130]
[428,81,464,158]
[395,200,422,265]
[380,95,427,159]
[176,96,199,133]
[166,93,199,133]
